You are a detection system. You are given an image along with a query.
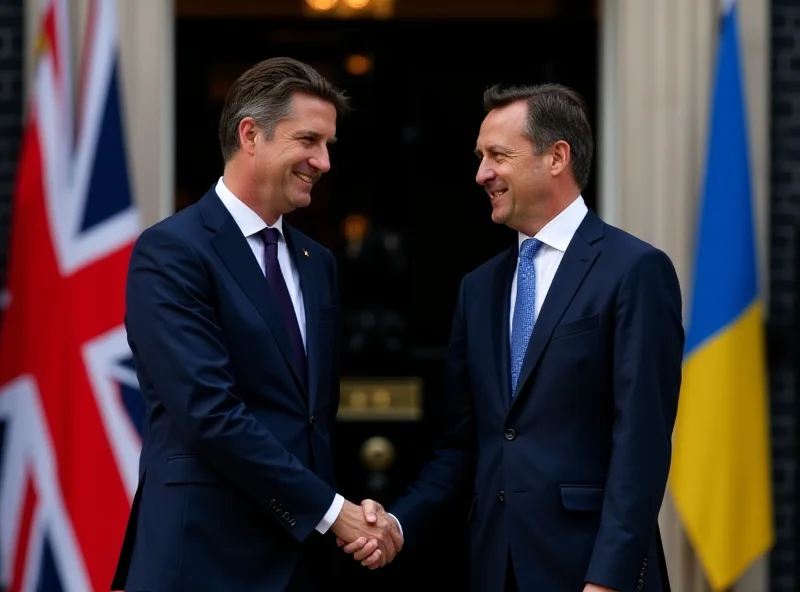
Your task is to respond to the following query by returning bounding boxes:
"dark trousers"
[287,532,340,592]
[504,552,518,592]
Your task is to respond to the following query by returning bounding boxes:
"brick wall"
[0,0,22,288]
[770,2,800,591]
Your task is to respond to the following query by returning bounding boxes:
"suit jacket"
[391,210,684,592]
[111,187,341,591]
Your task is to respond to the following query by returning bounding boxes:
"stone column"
[24,0,174,227]
[115,0,175,226]
[599,0,770,591]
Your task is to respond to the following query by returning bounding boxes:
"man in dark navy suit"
[111,57,401,592]
[344,84,684,591]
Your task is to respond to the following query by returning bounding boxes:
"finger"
[353,539,379,562]
[378,547,389,568]
[378,536,396,563]
[382,525,398,557]
[361,499,380,523]
[336,537,345,548]
[390,529,404,552]
[342,537,368,554]
[361,549,381,568]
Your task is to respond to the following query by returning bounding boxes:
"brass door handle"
[360,436,396,472]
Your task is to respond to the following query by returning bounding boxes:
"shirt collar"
[517,195,588,253]
[215,177,284,239]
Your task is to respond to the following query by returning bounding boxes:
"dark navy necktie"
[261,228,307,381]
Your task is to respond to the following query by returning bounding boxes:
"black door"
[176,14,597,590]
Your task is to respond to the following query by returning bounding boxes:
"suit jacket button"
[309,415,315,427]
[497,491,505,503]
[504,429,516,441]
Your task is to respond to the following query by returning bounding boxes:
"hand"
[331,499,403,569]
[584,585,618,592]
[335,499,403,569]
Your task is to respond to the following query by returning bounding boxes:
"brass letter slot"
[338,377,423,421]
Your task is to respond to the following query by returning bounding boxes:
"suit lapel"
[285,225,320,411]
[492,246,517,414]
[199,190,306,393]
[510,212,604,405]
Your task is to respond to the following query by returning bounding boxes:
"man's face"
[253,92,337,215]
[474,101,551,231]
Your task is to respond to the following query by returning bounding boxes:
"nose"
[309,146,331,174]
[476,159,495,186]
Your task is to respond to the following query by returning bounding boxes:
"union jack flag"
[0,0,143,589]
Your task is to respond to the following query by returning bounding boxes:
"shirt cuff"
[315,493,344,534]
[387,513,403,537]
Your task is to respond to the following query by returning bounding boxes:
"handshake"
[331,499,404,569]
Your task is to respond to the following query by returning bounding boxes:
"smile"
[293,172,313,184]
[490,189,508,199]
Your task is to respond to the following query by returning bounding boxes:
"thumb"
[361,499,379,523]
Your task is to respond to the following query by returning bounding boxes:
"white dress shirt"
[216,178,307,348]
[215,177,344,534]
[510,195,589,332]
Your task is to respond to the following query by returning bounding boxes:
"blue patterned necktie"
[510,238,542,396]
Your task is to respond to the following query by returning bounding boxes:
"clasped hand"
[331,499,403,569]
[331,503,617,588]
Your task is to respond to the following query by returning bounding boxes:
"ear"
[550,140,571,178]
[237,117,259,156]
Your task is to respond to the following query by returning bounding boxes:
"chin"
[490,207,510,225]
[289,192,312,210]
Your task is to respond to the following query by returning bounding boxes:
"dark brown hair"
[218,57,349,162]
[483,83,594,191]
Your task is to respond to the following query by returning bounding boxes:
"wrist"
[330,500,354,534]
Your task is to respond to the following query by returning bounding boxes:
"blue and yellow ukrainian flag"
[669,1,774,590]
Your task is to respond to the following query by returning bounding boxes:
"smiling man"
[346,84,685,592]
[111,58,401,592]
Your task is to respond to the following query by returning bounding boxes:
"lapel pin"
[303,249,310,258]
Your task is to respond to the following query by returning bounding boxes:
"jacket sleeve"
[126,226,335,542]
[585,248,685,591]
